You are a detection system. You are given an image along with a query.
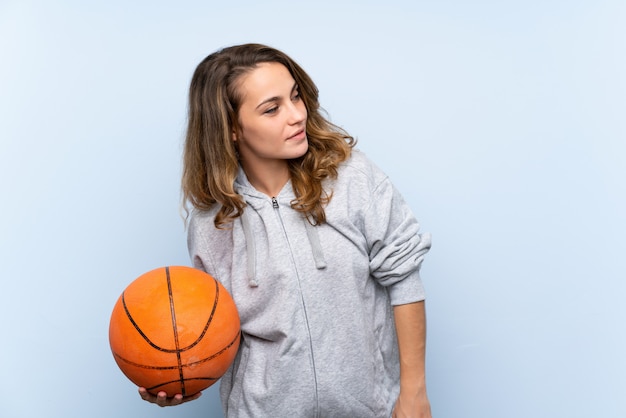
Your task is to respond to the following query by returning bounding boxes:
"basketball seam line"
[166,266,186,396]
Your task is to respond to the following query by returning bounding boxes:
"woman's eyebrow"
[255,82,298,110]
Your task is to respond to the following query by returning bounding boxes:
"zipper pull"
[271,197,279,209]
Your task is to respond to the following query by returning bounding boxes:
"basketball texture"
[109,266,240,396]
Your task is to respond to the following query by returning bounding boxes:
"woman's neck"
[240,159,290,197]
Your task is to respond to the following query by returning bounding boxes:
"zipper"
[271,196,320,417]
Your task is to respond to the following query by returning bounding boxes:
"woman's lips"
[287,129,306,140]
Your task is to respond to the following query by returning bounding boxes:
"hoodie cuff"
[388,271,426,306]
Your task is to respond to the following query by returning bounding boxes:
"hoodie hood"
[233,166,327,287]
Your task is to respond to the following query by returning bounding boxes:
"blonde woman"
[140,43,432,418]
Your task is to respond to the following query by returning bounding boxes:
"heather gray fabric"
[187,150,431,418]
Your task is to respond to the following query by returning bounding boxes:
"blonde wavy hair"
[182,43,355,228]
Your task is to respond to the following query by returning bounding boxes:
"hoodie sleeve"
[364,175,431,306]
[187,209,233,288]
[187,212,214,273]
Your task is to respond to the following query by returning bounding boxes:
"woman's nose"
[288,101,306,124]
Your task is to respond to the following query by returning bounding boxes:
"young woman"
[139,43,433,418]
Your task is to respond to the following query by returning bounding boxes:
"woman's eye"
[292,92,301,101]
[264,106,278,114]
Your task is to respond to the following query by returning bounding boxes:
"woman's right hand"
[138,387,202,407]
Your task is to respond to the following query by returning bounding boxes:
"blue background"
[1,1,624,417]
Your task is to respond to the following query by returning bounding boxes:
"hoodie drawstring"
[304,219,328,270]
[240,210,258,287]
[240,201,328,288]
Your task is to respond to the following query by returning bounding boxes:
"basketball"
[109,266,240,396]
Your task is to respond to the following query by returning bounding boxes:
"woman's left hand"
[392,389,432,418]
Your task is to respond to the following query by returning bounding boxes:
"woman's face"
[234,62,308,171]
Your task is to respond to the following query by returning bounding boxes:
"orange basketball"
[109,266,240,396]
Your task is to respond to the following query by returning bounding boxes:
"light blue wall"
[1,1,624,417]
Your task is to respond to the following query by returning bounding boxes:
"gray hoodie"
[187,150,431,417]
